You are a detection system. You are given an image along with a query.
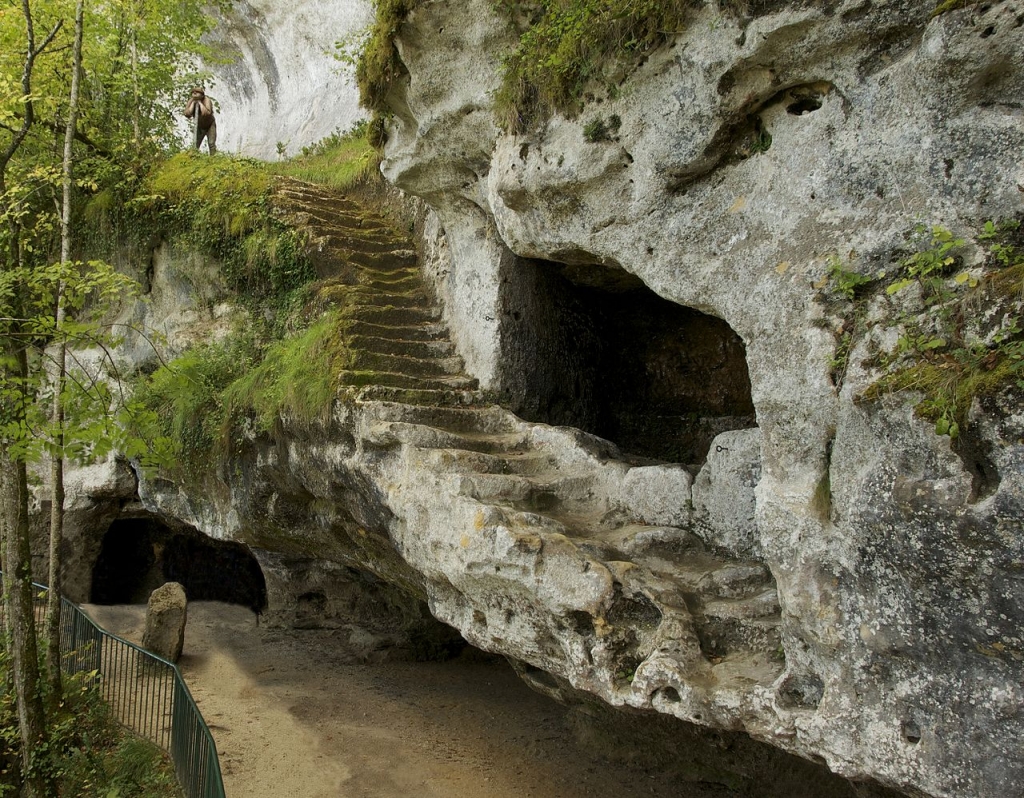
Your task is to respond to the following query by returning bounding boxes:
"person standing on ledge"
[184,87,217,154]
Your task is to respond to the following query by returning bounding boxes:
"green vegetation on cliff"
[824,219,1024,438]
[356,0,420,112]
[356,0,697,134]
[130,128,400,481]
[492,0,695,131]
[224,311,351,433]
[270,122,381,190]
[146,153,315,302]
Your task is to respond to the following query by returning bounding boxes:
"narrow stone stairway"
[273,177,481,404]
[362,401,784,709]
[272,177,783,729]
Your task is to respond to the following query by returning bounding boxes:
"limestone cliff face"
[370,2,1024,796]
[62,3,1024,797]
[200,0,370,157]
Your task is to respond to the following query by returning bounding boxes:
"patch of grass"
[492,0,698,131]
[932,0,973,15]
[356,0,421,112]
[146,153,315,303]
[583,113,621,142]
[134,301,356,479]
[270,122,382,191]
[224,311,352,432]
[132,329,261,481]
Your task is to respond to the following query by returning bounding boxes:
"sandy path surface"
[85,602,733,798]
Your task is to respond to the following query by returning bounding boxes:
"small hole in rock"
[659,686,681,703]
[902,720,922,744]
[787,97,822,116]
[981,25,996,38]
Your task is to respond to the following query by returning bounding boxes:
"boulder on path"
[142,581,187,663]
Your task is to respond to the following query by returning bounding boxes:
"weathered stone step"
[273,190,364,217]
[693,586,782,659]
[710,650,784,689]
[458,473,599,513]
[346,320,450,342]
[362,401,517,435]
[698,615,782,661]
[694,562,772,600]
[360,270,422,289]
[340,250,419,271]
[406,445,559,476]
[316,234,413,256]
[354,385,492,407]
[700,588,780,621]
[302,210,391,230]
[339,371,478,391]
[366,421,531,455]
[639,555,772,601]
[344,305,440,326]
[346,288,429,309]
[350,350,465,378]
[348,335,455,359]
[591,524,705,559]
[276,200,391,231]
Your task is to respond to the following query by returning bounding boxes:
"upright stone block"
[143,581,188,663]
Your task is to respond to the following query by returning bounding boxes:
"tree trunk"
[45,0,86,703]
[1,344,54,798]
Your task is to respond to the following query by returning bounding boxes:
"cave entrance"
[514,261,756,465]
[90,516,267,613]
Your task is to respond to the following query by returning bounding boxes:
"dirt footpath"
[86,602,739,798]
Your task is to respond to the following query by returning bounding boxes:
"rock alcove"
[509,258,756,465]
[90,516,267,613]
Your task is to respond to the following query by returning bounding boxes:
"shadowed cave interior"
[512,259,757,465]
[90,516,267,612]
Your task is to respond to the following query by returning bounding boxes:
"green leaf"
[887,278,915,295]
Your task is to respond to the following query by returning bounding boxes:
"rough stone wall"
[44,2,1024,796]
[372,1,1024,796]
[198,0,371,158]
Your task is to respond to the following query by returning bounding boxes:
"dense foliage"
[0,648,179,797]
[1,2,227,793]
[146,153,314,301]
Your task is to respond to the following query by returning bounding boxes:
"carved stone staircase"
[363,402,784,699]
[273,177,480,404]
[272,177,783,719]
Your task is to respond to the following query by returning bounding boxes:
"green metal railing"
[4,575,225,798]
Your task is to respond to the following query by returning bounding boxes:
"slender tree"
[45,0,87,701]
[0,3,62,793]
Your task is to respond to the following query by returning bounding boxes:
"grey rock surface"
[198,0,371,158]
[368,2,1024,796]
[49,2,1024,796]
[143,581,188,662]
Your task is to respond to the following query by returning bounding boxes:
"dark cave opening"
[90,516,267,613]
[511,261,756,465]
